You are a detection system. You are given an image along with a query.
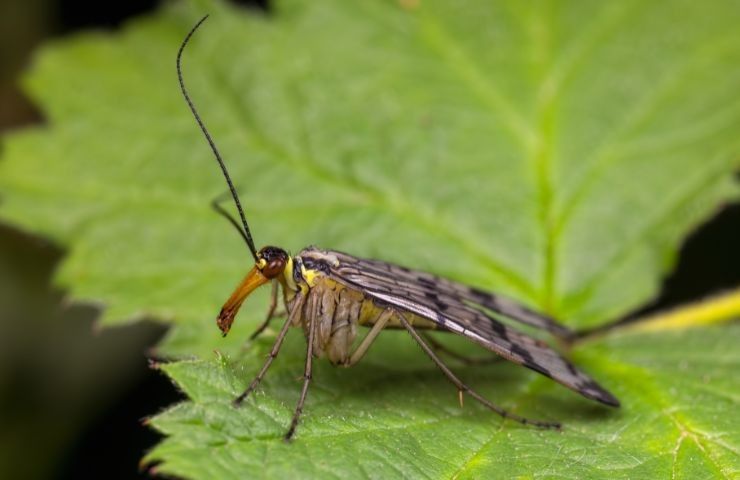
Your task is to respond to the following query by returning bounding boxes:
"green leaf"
[145,323,739,479]
[1,0,738,478]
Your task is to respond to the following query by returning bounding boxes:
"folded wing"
[327,250,619,407]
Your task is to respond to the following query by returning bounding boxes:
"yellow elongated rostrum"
[217,265,268,336]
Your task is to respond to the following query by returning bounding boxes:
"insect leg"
[341,309,394,367]
[233,293,305,406]
[284,293,319,441]
[396,311,561,430]
[249,280,282,341]
[420,332,503,366]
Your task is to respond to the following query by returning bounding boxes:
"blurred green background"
[0,1,737,479]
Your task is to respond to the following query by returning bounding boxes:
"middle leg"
[249,280,283,341]
[421,332,503,366]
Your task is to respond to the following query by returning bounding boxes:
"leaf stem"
[574,287,740,343]
[627,287,740,332]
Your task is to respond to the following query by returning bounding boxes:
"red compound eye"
[262,257,286,279]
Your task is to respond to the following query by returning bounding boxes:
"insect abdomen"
[304,278,362,365]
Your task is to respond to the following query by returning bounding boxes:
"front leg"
[233,293,305,406]
[249,280,282,341]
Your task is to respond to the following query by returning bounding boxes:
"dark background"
[0,1,737,479]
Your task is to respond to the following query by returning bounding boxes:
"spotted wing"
[326,250,619,407]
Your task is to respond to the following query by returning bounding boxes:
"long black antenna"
[177,15,259,261]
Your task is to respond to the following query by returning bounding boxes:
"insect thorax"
[278,248,364,364]
[281,247,439,364]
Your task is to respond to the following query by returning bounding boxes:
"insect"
[177,15,619,441]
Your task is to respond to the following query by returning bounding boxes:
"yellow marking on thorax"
[300,263,322,288]
[282,257,297,292]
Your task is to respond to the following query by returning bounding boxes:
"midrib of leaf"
[414,8,562,307]
[412,2,647,316]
